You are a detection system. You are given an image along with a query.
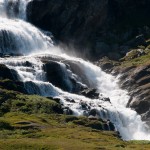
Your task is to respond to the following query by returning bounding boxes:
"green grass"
[0,112,150,150]
[119,46,150,67]
[0,87,62,115]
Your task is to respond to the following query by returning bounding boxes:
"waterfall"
[0,0,150,140]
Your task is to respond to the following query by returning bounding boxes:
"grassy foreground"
[0,112,150,150]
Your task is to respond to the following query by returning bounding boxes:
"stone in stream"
[63,106,73,115]
[80,88,99,99]
[103,97,111,103]
[89,109,98,116]
[0,64,19,80]
[43,60,85,93]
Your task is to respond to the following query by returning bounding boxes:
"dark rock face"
[0,64,19,80]
[27,0,150,60]
[43,60,85,93]
[113,65,150,124]
[43,61,71,91]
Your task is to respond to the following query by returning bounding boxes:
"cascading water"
[0,0,150,140]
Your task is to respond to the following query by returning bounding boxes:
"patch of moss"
[71,116,104,130]
[119,45,150,67]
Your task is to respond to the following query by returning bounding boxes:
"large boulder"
[43,60,85,93]
[0,64,18,80]
[80,88,99,99]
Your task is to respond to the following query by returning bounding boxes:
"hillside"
[0,83,150,149]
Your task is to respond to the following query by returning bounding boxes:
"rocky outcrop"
[80,88,99,99]
[0,64,19,80]
[43,60,86,93]
[27,0,150,60]
[112,64,150,125]
[0,79,27,94]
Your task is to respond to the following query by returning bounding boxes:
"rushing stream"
[0,0,150,140]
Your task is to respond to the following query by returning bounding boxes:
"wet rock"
[63,107,73,115]
[43,61,73,92]
[107,120,115,131]
[24,81,41,95]
[102,120,115,131]
[0,64,19,80]
[81,88,99,99]
[43,60,85,93]
[65,98,75,103]
[103,97,111,103]
[100,62,114,72]
[25,61,32,67]
[89,109,97,116]
[80,101,89,110]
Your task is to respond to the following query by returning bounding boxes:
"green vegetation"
[0,112,150,150]
[0,79,150,149]
[119,42,150,67]
[0,88,62,116]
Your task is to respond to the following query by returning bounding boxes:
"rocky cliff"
[27,0,150,60]
[97,45,150,125]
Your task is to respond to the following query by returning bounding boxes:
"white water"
[0,0,150,140]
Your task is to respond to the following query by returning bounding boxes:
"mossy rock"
[121,49,146,61]
[0,79,26,93]
[0,89,63,115]
[67,116,104,131]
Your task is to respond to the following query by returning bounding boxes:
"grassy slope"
[0,78,150,149]
[120,41,150,67]
[0,112,150,150]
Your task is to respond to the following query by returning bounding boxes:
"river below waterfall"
[0,0,150,140]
